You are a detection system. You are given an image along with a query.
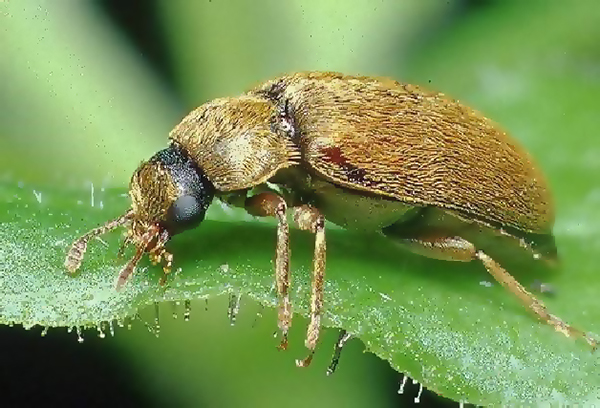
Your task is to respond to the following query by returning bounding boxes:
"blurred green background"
[1,0,599,406]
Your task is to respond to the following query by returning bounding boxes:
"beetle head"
[129,143,215,237]
[65,144,215,289]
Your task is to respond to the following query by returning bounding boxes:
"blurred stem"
[157,0,452,103]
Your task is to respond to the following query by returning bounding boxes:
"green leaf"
[2,177,599,406]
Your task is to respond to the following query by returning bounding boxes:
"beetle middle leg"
[383,227,598,350]
[293,205,326,368]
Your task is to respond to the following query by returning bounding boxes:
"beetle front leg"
[244,192,292,351]
[148,229,173,286]
[293,205,326,368]
[116,224,161,290]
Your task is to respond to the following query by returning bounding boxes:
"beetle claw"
[584,333,598,352]
[295,351,314,368]
[277,332,289,351]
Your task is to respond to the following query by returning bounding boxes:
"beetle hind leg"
[476,250,597,350]
[383,228,597,350]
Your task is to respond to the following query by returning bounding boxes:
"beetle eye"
[151,144,215,235]
[165,194,207,234]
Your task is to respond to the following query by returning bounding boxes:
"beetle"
[65,71,597,366]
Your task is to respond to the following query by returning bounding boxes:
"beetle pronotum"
[66,72,597,366]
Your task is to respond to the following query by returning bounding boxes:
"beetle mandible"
[65,71,597,366]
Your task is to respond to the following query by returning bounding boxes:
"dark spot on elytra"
[321,146,369,184]
[321,146,347,166]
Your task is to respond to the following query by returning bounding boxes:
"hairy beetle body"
[66,72,596,366]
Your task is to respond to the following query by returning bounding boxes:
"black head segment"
[153,144,215,235]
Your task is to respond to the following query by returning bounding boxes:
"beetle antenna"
[65,210,134,274]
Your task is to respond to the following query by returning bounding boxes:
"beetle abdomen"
[255,72,554,234]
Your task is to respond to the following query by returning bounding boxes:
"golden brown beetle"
[66,71,597,366]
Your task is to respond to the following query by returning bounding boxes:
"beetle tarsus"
[159,251,174,286]
[295,351,314,368]
[277,298,291,350]
[590,337,598,353]
[150,230,172,286]
[277,332,289,351]
[547,313,598,351]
